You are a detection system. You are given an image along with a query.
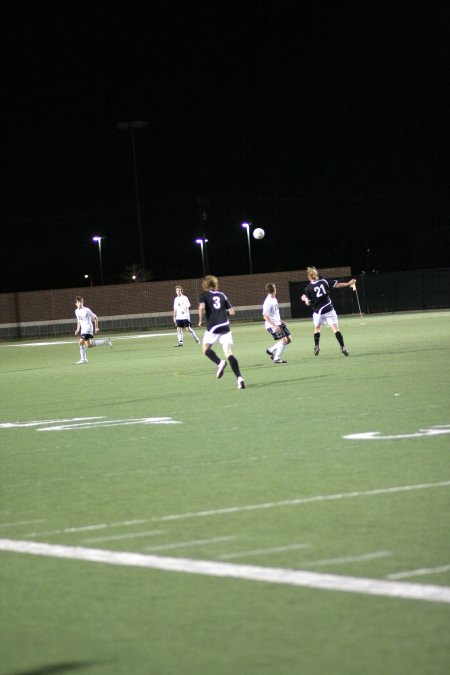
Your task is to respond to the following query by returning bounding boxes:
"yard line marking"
[83,530,165,543]
[152,480,450,522]
[37,417,181,431]
[344,424,450,440]
[219,543,311,559]
[24,520,148,537]
[0,417,103,429]
[1,539,449,604]
[0,519,47,528]
[4,333,174,347]
[387,564,450,580]
[296,551,392,567]
[144,536,235,552]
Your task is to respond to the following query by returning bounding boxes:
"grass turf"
[0,311,449,674]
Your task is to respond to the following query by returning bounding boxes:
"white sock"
[274,342,286,360]
[80,345,87,360]
[92,339,107,346]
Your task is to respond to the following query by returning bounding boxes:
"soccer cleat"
[341,347,349,356]
[314,345,320,356]
[76,359,87,364]
[237,377,246,389]
[217,360,227,378]
[107,338,113,348]
[174,344,184,347]
[266,348,274,360]
[194,336,200,344]
[273,359,287,364]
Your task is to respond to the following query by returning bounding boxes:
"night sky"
[2,1,449,293]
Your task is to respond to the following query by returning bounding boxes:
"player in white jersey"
[262,283,292,364]
[173,286,200,347]
[74,296,112,364]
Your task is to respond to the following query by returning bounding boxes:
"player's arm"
[335,279,357,289]
[92,314,99,333]
[75,320,80,335]
[198,302,205,326]
[227,307,235,316]
[263,312,279,331]
[301,293,311,306]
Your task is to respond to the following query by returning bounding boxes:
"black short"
[176,319,191,328]
[80,333,93,340]
[267,323,290,341]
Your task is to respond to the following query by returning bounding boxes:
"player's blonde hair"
[202,275,219,291]
[307,267,319,280]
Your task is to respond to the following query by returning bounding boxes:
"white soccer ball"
[253,228,265,240]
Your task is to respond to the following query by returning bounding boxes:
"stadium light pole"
[92,236,105,285]
[195,238,208,276]
[116,120,148,270]
[241,222,253,274]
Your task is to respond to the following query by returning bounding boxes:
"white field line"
[296,551,392,568]
[83,530,165,543]
[387,564,450,580]
[151,480,450,522]
[0,519,47,528]
[219,543,311,559]
[0,417,104,429]
[1,539,449,605]
[344,425,450,440]
[143,536,235,552]
[24,520,148,537]
[4,333,175,347]
[37,417,181,431]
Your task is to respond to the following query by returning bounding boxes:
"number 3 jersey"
[199,290,231,333]
[303,278,339,315]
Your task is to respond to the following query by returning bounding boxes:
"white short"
[313,310,338,327]
[203,329,233,347]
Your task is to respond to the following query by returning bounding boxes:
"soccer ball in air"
[253,228,265,240]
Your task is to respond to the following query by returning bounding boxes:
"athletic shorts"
[313,310,338,327]
[203,329,233,347]
[176,319,191,328]
[267,323,291,341]
[80,333,94,340]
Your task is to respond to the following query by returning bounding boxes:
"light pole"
[116,120,148,270]
[92,236,104,285]
[241,222,253,274]
[195,238,208,276]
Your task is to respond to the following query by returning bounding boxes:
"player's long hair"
[307,267,319,280]
[202,275,219,291]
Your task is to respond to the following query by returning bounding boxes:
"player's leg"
[331,321,348,355]
[175,324,183,346]
[223,338,245,388]
[77,337,88,363]
[188,323,200,343]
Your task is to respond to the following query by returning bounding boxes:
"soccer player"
[301,267,356,356]
[173,285,200,347]
[262,283,292,364]
[74,296,112,364]
[198,275,245,389]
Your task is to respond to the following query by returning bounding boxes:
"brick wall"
[0,266,351,339]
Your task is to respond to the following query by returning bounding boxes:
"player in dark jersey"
[198,275,245,389]
[301,267,356,356]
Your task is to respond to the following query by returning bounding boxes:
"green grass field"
[1,311,449,675]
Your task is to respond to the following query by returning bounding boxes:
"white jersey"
[173,294,191,320]
[75,306,97,335]
[262,295,281,329]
